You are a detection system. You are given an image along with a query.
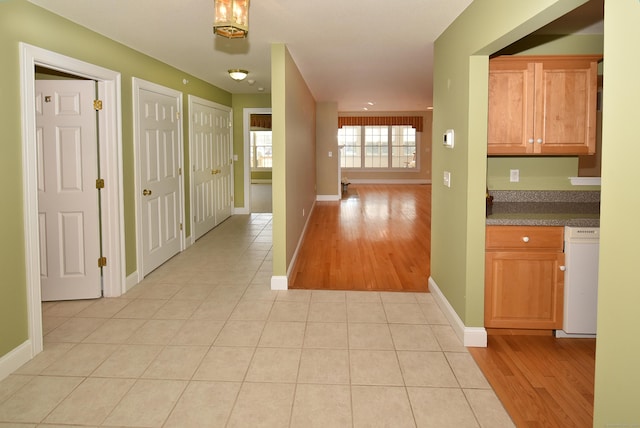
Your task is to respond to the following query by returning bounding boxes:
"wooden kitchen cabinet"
[488,55,601,155]
[485,226,565,329]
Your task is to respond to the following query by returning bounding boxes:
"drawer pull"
[522,236,530,243]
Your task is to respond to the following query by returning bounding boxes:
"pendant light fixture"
[228,69,249,81]
[213,0,250,39]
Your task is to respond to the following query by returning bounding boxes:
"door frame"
[19,43,125,356]
[187,95,233,245]
[132,77,185,278]
[242,107,272,212]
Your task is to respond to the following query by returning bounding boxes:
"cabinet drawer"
[486,226,563,251]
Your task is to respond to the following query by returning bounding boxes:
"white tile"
[407,387,480,427]
[351,385,416,428]
[291,384,352,428]
[102,379,187,427]
[350,350,404,386]
[226,382,295,428]
[164,381,241,428]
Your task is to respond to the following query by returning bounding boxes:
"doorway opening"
[243,108,272,213]
[20,43,124,357]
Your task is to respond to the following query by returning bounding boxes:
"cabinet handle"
[560,266,566,271]
[536,138,543,144]
[522,236,530,243]
[528,138,534,144]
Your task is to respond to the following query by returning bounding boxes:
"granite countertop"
[486,190,600,227]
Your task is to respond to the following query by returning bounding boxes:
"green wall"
[593,1,640,424]
[435,0,640,423]
[0,0,231,357]
[271,44,317,279]
[231,93,272,208]
[432,0,588,328]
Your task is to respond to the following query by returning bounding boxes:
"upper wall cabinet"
[488,55,602,155]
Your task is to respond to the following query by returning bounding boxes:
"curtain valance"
[250,114,272,129]
[338,116,423,132]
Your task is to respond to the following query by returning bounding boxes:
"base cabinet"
[485,226,565,329]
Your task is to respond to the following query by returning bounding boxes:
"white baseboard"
[428,277,487,347]
[317,194,340,201]
[233,207,250,215]
[0,340,32,382]
[348,179,431,185]
[125,271,140,293]
[270,275,288,290]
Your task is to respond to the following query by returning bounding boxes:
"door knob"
[142,189,152,196]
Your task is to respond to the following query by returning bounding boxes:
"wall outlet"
[510,169,520,182]
[443,171,451,188]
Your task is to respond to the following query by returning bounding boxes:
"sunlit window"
[250,130,272,169]
[338,125,417,170]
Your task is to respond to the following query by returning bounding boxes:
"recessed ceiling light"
[367,102,374,106]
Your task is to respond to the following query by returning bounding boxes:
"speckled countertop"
[486,190,600,227]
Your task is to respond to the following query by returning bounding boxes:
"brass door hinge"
[93,99,103,110]
[96,178,105,189]
[179,223,183,231]
[98,257,107,268]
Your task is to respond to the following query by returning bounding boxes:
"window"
[338,125,417,169]
[250,130,272,169]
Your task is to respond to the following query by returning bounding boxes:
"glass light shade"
[213,0,250,39]
[228,69,249,81]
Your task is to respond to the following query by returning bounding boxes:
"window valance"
[250,114,272,129]
[338,116,423,132]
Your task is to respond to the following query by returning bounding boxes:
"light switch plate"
[443,171,451,187]
[510,169,519,182]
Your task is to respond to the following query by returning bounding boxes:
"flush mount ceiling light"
[228,69,249,81]
[213,0,250,39]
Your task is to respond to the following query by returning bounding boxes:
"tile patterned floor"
[0,214,515,427]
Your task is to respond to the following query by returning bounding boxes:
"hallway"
[0,213,513,427]
[291,184,431,291]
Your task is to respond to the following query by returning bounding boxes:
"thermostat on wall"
[443,129,454,148]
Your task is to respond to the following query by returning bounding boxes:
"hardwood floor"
[470,333,596,428]
[290,184,431,291]
[289,183,597,427]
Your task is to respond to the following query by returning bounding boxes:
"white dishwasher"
[555,226,600,338]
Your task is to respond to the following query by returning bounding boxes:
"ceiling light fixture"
[228,69,249,81]
[213,0,250,39]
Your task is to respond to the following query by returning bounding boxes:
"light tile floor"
[0,214,515,427]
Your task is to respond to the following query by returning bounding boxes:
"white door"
[213,108,233,224]
[36,80,102,301]
[191,100,217,240]
[136,83,183,276]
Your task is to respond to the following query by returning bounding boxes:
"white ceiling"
[28,0,603,112]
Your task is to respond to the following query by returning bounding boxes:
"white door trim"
[132,77,185,278]
[19,43,125,358]
[242,107,272,213]
[187,95,232,246]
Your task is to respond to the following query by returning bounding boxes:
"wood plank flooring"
[469,333,596,428]
[289,184,431,291]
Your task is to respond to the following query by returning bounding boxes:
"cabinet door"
[487,62,535,154]
[485,251,565,329]
[536,59,598,155]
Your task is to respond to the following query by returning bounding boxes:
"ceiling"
[28,0,603,112]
